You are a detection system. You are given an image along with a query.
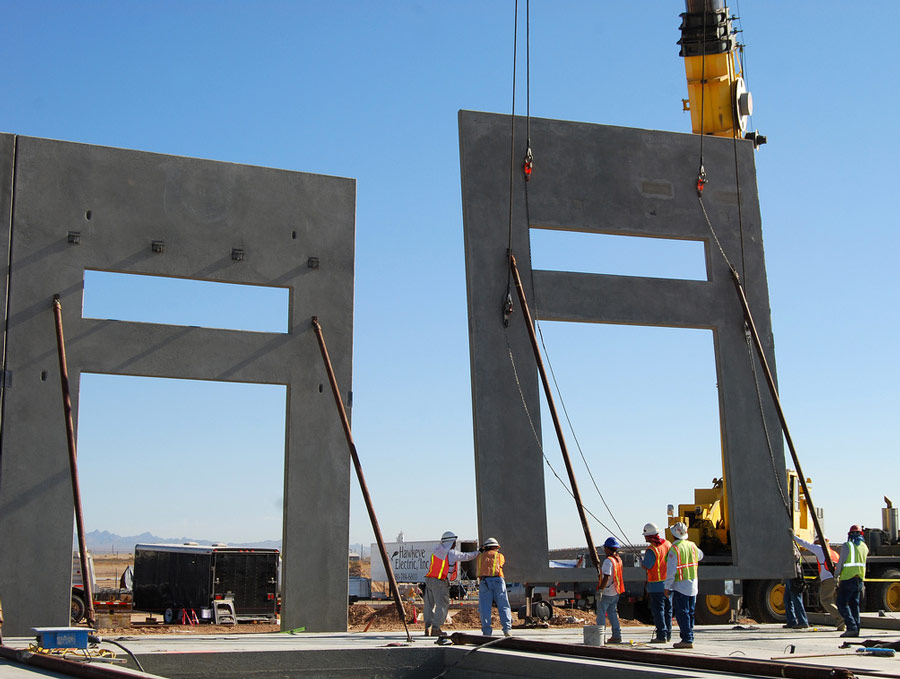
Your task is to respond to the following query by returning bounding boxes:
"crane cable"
[722,9,787,514]
[690,6,791,520]
[501,0,638,554]
[503,0,519,326]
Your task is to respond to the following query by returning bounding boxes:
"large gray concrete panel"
[0,134,14,428]
[0,134,356,635]
[459,111,792,584]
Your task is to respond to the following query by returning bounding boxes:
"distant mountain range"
[84,530,369,557]
[84,530,281,554]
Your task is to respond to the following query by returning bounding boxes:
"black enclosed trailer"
[133,543,279,623]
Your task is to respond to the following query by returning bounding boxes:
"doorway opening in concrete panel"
[535,322,724,554]
[74,373,286,621]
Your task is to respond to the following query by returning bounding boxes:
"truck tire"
[695,593,733,625]
[516,601,553,621]
[866,568,900,613]
[532,600,553,621]
[71,592,86,624]
[745,580,785,623]
[164,607,177,624]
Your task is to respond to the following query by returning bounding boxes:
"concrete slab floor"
[3,619,900,678]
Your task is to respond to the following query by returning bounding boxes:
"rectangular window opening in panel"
[75,373,287,620]
[529,229,707,281]
[83,270,290,333]
[534,322,726,559]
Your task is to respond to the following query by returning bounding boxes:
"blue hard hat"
[604,537,620,550]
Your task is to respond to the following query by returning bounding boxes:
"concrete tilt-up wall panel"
[0,133,356,635]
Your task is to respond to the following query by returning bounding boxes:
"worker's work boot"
[840,629,859,638]
[673,641,693,649]
[431,627,442,637]
[649,637,667,644]
[424,626,431,637]
[605,637,622,645]
[503,630,511,637]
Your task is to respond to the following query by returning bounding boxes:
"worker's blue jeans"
[648,590,672,641]
[597,594,621,639]
[478,576,512,635]
[784,579,808,627]
[672,591,696,643]
[836,577,863,631]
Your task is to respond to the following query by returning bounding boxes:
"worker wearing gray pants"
[792,531,844,629]
[423,531,478,636]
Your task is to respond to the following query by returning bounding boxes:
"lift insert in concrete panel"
[0,134,356,635]
[459,110,792,584]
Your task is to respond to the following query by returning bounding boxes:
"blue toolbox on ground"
[32,627,90,649]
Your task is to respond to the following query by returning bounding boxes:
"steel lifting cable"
[691,12,833,572]
[696,7,709,196]
[503,0,519,323]
[502,0,635,553]
[504,332,626,542]
[743,322,791,518]
[730,3,749,275]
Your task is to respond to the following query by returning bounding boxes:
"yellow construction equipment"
[678,0,754,140]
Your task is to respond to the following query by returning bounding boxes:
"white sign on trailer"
[370,541,434,582]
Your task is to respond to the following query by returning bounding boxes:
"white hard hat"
[441,531,458,542]
[642,523,660,537]
[670,522,688,540]
[482,537,500,549]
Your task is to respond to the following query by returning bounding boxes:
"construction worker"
[792,530,843,630]
[835,524,869,638]
[476,537,512,637]
[783,542,809,629]
[423,531,478,637]
[641,522,672,643]
[664,521,704,649]
[597,536,624,644]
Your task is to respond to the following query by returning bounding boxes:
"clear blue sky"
[2,1,897,550]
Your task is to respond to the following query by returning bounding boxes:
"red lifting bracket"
[522,146,534,181]
[696,163,708,197]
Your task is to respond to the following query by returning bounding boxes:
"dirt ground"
[89,554,640,636]
[93,603,607,637]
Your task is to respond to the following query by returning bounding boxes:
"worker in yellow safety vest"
[475,537,512,637]
[835,524,869,638]
[597,536,625,644]
[664,521,704,649]
[641,522,672,643]
[423,531,478,637]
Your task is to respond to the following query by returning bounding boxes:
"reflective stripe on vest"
[477,550,504,578]
[674,540,699,582]
[610,554,625,594]
[840,542,868,580]
[426,553,450,579]
[646,540,671,583]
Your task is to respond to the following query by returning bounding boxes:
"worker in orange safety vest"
[597,536,625,644]
[641,522,672,643]
[476,537,512,637]
[792,530,844,630]
[423,531,478,637]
